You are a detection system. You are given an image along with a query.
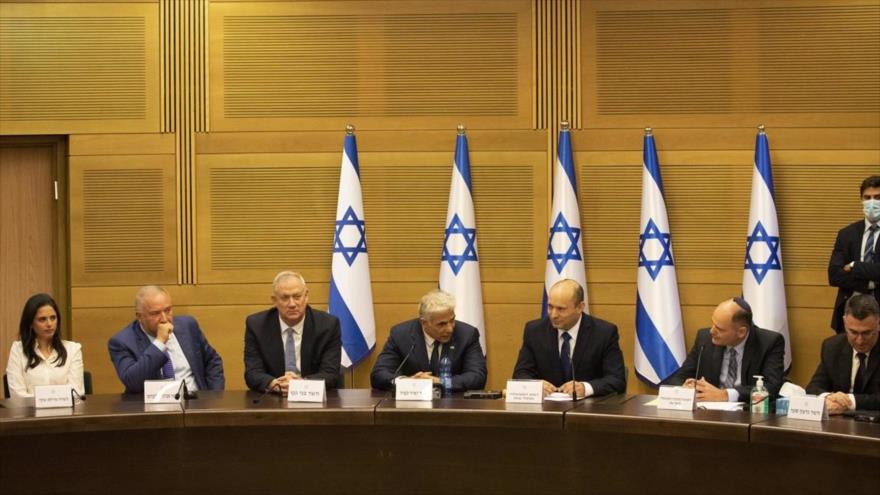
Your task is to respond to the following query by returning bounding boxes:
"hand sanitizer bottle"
[750,375,769,413]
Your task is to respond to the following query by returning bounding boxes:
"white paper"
[695,401,745,411]
[288,379,325,403]
[505,380,543,404]
[788,395,826,422]
[395,378,434,401]
[144,380,183,404]
[657,385,696,411]
[34,385,74,409]
[543,392,573,402]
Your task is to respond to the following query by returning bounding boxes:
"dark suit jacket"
[370,319,487,391]
[828,220,880,333]
[512,314,626,396]
[806,333,880,411]
[664,326,785,400]
[244,306,341,391]
[108,316,225,394]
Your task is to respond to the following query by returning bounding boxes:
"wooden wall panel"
[582,0,880,128]
[69,154,178,285]
[196,132,547,283]
[1,0,875,397]
[208,0,532,131]
[0,2,160,134]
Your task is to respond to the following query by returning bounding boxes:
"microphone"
[390,336,417,391]
[173,380,198,401]
[569,342,579,402]
[70,387,87,405]
[693,344,706,382]
[252,382,281,404]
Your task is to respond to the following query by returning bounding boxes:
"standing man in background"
[829,175,880,333]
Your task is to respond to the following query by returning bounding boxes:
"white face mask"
[864,199,880,223]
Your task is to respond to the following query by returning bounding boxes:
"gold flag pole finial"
[560,120,570,131]
[757,124,766,135]
[645,127,653,136]
[457,124,466,135]
[345,124,355,135]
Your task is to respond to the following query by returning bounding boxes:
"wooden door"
[0,136,67,382]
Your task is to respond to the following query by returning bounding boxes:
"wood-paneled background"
[1,0,878,394]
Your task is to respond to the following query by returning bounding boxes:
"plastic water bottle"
[750,375,769,413]
[439,346,453,397]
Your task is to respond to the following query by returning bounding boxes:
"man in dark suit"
[807,294,880,413]
[828,175,880,333]
[664,297,784,402]
[244,271,341,394]
[108,285,225,394]
[512,279,625,398]
[370,289,486,391]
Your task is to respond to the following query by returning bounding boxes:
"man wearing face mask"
[829,175,880,334]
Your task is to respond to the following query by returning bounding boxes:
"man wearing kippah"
[663,297,785,403]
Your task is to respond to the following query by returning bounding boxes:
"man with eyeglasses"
[109,285,225,394]
[244,271,341,394]
[663,297,785,403]
[807,294,880,414]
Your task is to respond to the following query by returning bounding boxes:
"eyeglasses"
[846,328,878,340]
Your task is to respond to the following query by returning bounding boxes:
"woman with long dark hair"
[5,293,84,398]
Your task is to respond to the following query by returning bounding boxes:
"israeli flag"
[439,126,486,354]
[634,130,686,386]
[329,126,376,368]
[543,124,589,316]
[743,127,790,370]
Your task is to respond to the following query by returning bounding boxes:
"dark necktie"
[284,328,298,373]
[864,225,877,263]
[723,348,737,389]
[854,353,867,394]
[430,342,440,375]
[560,332,572,380]
[161,350,175,379]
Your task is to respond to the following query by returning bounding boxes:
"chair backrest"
[2,370,93,398]
[83,370,93,395]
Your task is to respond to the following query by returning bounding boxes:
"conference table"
[1,391,877,494]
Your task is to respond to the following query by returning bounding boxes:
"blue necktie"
[161,351,175,379]
[864,225,877,263]
[284,328,299,373]
[560,332,572,381]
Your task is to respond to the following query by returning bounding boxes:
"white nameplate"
[288,379,326,402]
[657,385,696,411]
[34,385,74,409]
[505,380,543,404]
[144,380,183,404]
[788,395,827,422]
[395,378,434,401]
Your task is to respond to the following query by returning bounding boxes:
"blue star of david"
[333,206,367,266]
[442,213,478,275]
[639,218,674,281]
[744,221,782,284]
[547,212,582,273]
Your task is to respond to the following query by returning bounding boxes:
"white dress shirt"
[279,314,304,374]
[142,325,198,392]
[5,340,85,398]
[556,316,595,398]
